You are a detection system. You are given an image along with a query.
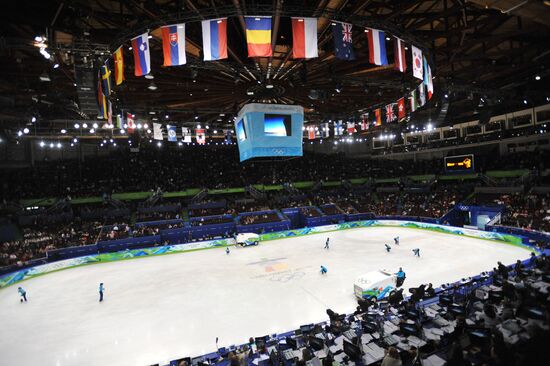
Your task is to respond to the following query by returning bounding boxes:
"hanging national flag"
[291,17,318,59]
[224,129,232,144]
[322,123,330,138]
[347,122,356,134]
[394,37,406,73]
[107,100,112,124]
[167,125,177,142]
[196,128,206,144]
[418,83,426,106]
[365,28,388,66]
[201,18,228,61]
[361,114,369,130]
[97,70,107,119]
[245,17,272,57]
[397,98,406,121]
[131,33,151,76]
[374,109,382,126]
[182,127,192,143]
[334,120,344,136]
[423,57,434,100]
[308,127,316,140]
[126,113,135,133]
[411,45,423,80]
[153,123,163,140]
[113,46,124,85]
[100,63,112,97]
[116,114,122,129]
[333,22,355,60]
[385,103,396,123]
[161,24,186,66]
[409,89,418,112]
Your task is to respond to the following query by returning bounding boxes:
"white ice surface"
[0,227,531,366]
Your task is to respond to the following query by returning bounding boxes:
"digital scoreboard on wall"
[235,103,304,162]
[444,154,475,173]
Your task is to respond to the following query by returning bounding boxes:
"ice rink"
[0,227,532,366]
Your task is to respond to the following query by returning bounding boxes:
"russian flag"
[201,18,228,61]
[291,17,318,59]
[131,33,151,76]
[161,24,186,66]
[366,28,388,66]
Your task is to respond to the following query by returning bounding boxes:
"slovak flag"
[394,37,406,73]
[131,33,151,76]
[161,24,186,66]
[201,18,228,61]
[365,28,388,66]
[291,17,318,59]
[411,45,423,80]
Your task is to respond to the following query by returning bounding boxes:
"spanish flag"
[113,46,124,85]
[245,17,272,57]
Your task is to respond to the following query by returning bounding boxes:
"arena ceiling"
[0,0,549,138]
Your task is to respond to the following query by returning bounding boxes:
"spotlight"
[143,124,148,129]
[23,128,30,134]
[147,129,151,133]
[535,75,541,81]
[31,116,37,123]
[165,114,169,119]
[49,143,54,148]
[197,124,201,129]
[92,123,98,129]
[205,125,209,129]
[73,138,78,143]
[148,82,158,91]
[60,129,66,134]
[524,99,528,105]
[17,130,23,136]
[157,141,162,147]
[137,123,143,129]
[82,123,88,129]
[120,129,125,134]
[53,63,59,69]
[74,123,80,129]
[90,128,95,133]
[56,142,62,148]
[39,141,45,147]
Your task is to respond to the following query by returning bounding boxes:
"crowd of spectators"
[240,212,281,225]
[2,148,548,202]
[499,193,550,233]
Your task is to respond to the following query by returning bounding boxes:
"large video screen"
[444,154,475,173]
[264,114,292,136]
[235,103,304,162]
[236,118,247,141]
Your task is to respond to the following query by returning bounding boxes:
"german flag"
[245,17,272,57]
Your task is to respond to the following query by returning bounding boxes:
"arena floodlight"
[92,123,98,129]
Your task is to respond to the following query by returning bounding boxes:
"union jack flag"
[385,103,396,122]
[342,23,352,43]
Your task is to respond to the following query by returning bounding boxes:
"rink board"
[0,220,529,289]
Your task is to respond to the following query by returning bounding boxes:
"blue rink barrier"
[486,224,550,245]
[47,244,99,261]
[97,235,162,253]
[135,219,184,228]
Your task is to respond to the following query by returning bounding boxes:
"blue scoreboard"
[235,103,304,162]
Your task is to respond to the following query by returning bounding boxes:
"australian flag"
[333,22,355,60]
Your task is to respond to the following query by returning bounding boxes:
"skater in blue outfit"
[99,283,105,302]
[226,247,230,255]
[394,236,400,245]
[18,287,27,302]
[412,248,420,257]
[320,265,328,275]
[324,238,330,249]
[395,268,406,287]
[385,244,392,253]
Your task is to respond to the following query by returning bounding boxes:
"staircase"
[245,185,266,200]
[190,188,208,204]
